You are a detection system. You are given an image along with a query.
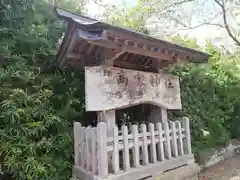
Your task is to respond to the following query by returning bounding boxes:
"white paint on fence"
[85,66,182,111]
[73,118,192,179]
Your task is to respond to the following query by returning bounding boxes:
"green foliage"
[168,39,240,158]
[0,0,86,179]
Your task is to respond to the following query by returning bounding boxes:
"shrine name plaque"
[85,66,182,111]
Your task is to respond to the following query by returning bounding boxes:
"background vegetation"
[0,0,240,179]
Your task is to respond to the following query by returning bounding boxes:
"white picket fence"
[73,117,193,180]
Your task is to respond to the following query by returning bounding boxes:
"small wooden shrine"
[55,7,210,180]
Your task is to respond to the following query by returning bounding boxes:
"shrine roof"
[55,8,210,72]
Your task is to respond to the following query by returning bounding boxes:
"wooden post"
[149,105,168,124]
[183,117,192,154]
[97,110,116,137]
[156,123,165,161]
[132,125,140,168]
[163,122,172,159]
[160,108,168,123]
[97,122,108,178]
[73,122,82,166]
[141,124,149,165]
[170,121,178,157]
[176,121,184,156]
[122,125,130,171]
[149,123,157,163]
[91,128,97,174]
[112,126,120,174]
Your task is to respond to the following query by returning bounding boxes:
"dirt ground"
[197,155,240,180]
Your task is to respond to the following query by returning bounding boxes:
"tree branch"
[214,0,240,46]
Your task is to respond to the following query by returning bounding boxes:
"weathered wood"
[149,106,168,124]
[86,126,91,171]
[132,125,140,168]
[176,121,184,156]
[122,125,130,171]
[183,117,192,154]
[161,108,168,123]
[112,126,120,174]
[149,123,157,163]
[156,123,165,161]
[74,122,82,166]
[170,121,178,157]
[97,123,108,178]
[85,66,181,111]
[73,120,194,179]
[141,124,149,165]
[80,127,86,168]
[163,122,172,159]
[91,128,97,174]
[106,110,116,137]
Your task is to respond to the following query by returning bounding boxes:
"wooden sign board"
[85,66,182,111]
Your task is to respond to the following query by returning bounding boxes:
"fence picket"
[91,128,97,174]
[156,123,164,161]
[170,121,178,157]
[74,122,81,166]
[149,123,157,163]
[122,125,130,171]
[97,122,108,178]
[73,120,192,177]
[113,126,120,174]
[86,126,92,170]
[81,127,86,168]
[176,121,184,156]
[141,124,149,165]
[163,122,172,159]
[132,125,140,168]
[183,117,192,154]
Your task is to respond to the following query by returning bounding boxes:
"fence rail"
[74,117,192,179]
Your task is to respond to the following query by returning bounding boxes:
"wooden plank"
[163,122,172,159]
[170,121,178,157]
[91,128,97,174]
[74,122,82,166]
[141,124,149,165]
[105,110,116,137]
[132,125,140,168]
[86,126,91,170]
[80,127,86,168]
[112,126,120,174]
[161,108,168,123]
[122,125,130,171]
[183,117,192,154]
[149,123,157,163]
[156,123,165,161]
[97,122,108,178]
[176,121,184,156]
[85,66,182,111]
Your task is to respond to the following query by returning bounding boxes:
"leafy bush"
[1,0,240,179]
[0,0,86,179]
[169,40,240,156]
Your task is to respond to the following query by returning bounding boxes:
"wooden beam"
[104,29,197,60]
[103,51,126,66]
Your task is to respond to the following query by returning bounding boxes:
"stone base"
[156,163,200,180]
